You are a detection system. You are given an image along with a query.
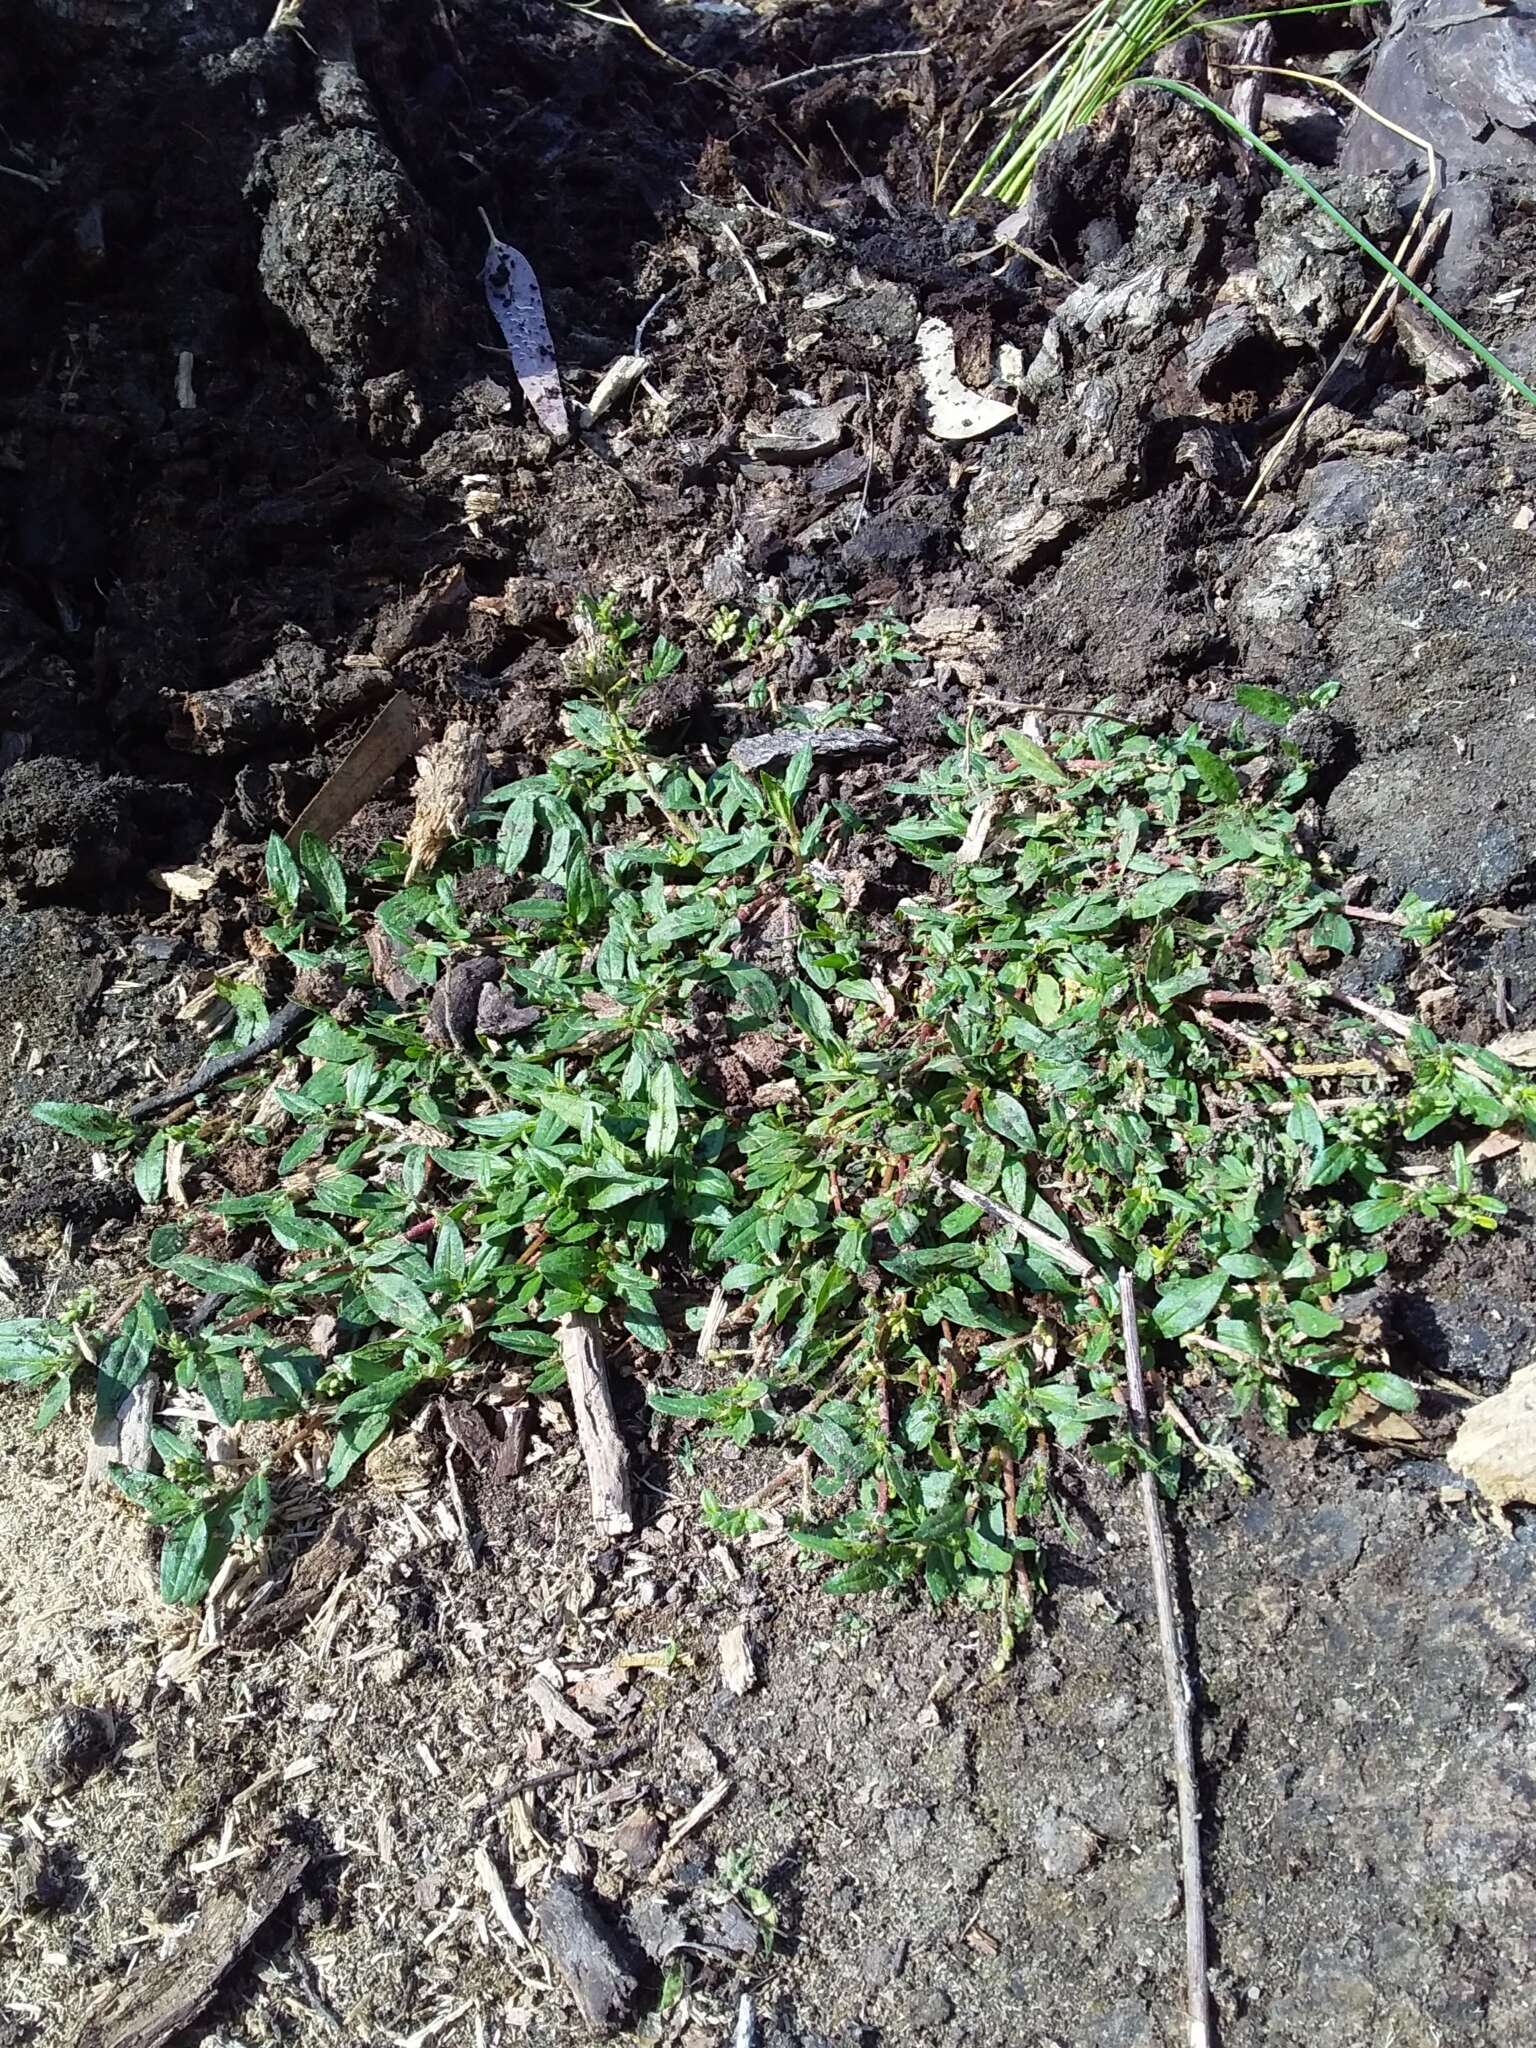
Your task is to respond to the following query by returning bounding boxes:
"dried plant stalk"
[403,722,488,883]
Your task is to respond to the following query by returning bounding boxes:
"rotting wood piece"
[232,1513,361,1647]
[84,1371,158,1490]
[72,1841,309,2048]
[535,1878,641,2034]
[558,1314,635,1536]
[177,638,388,756]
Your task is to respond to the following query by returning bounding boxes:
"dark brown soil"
[4,3,1536,2045]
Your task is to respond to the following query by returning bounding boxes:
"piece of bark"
[283,691,422,850]
[72,1841,309,2048]
[365,920,426,1002]
[718,1624,757,1697]
[403,720,489,882]
[440,1397,498,1474]
[178,639,387,756]
[495,1400,532,1482]
[535,1879,640,2034]
[559,1315,635,1536]
[426,956,502,1050]
[85,1372,159,1490]
[231,1514,361,1647]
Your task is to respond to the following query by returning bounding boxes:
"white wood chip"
[718,1625,757,1697]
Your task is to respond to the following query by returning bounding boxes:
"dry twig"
[1118,1269,1211,2048]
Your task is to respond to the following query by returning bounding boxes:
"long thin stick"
[944,1176,1098,1279]
[1118,1268,1211,2048]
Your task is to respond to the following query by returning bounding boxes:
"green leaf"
[789,983,838,1047]
[497,794,539,877]
[1127,871,1200,919]
[1310,910,1354,955]
[1032,972,1063,1026]
[327,1409,392,1486]
[645,1064,680,1161]
[230,1470,273,1545]
[984,1092,1037,1151]
[134,1131,169,1205]
[648,1388,725,1420]
[1290,1300,1344,1339]
[159,1514,213,1607]
[165,1257,267,1299]
[33,1375,72,1432]
[1185,743,1241,803]
[1152,1271,1226,1340]
[1351,1196,1404,1234]
[1359,1370,1417,1412]
[298,832,348,919]
[1234,684,1295,725]
[33,1101,132,1147]
[360,1271,435,1335]
[334,1368,423,1419]
[783,744,814,805]
[433,1217,467,1286]
[999,729,1068,785]
[266,832,302,915]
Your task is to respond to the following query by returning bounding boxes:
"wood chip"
[71,1841,309,2048]
[575,352,649,430]
[150,864,217,902]
[1486,1027,1536,1068]
[744,403,851,462]
[651,1777,732,1884]
[527,1673,601,1742]
[916,317,1016,442]
[473,1843,531,1949]
[718,1625,756,1696]
[231,1514,361,1647]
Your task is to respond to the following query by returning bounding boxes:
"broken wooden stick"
[944,1175,1097,1279]
[558,1313,635,1536]
[1118,1268,1211,2048]
[284,690,422,851]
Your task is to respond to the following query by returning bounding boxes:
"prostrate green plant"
[957,2,1536,411]
[7,602,1531,1619]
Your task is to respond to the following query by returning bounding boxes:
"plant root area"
[3,3,1535,2045]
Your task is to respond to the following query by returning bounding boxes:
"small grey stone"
[1033,1805,1099,1882]
[1118,1843,1180,1923]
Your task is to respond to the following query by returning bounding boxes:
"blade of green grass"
[1138,78,1536,408]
